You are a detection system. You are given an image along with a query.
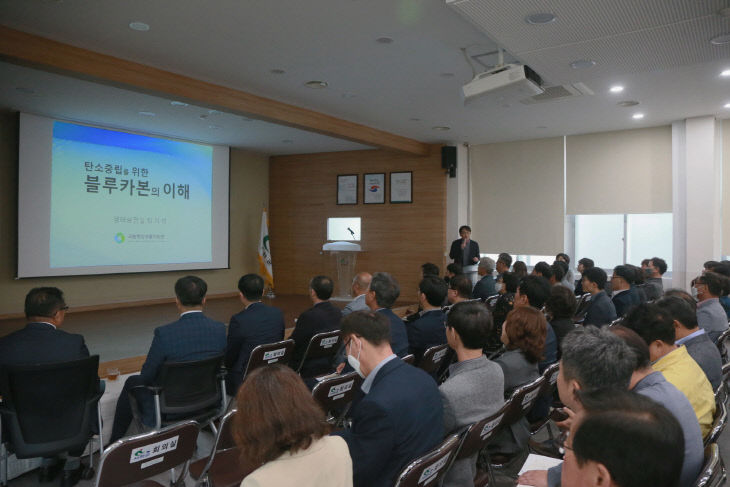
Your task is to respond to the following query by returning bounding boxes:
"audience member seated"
[657,292,722,391]
[531,261,553,281]
[555,253,575,291]
[445,274,475,308]
[489,307,546,461]
[366,272,409,357]
[512,260,528,280]
[518,326,635,487]
[610,325,703,486]
[642,256,667,300]
[544,285,577,357]
[694,272,730,343]
[705,261,730,318]
[550,261,570,290]
[573,257,594,295]
[224,274,285,395]
[610,265,641,317]
[490,272,518,347]
[449,225,480,267]
[0,287,97,487]
[472,256,497,300]
[421,262,440,278]
[439,301,504,487]
[406,276,447,362]
[513,275,558,371]
[444,263,462,285]
[560,390,685,487]
[496,252,513,279]
[334,311,443,487]
[290,275,342,377]
[233,364,352,487]
[342,272,372,316]
[110,276,226,442]
[623,303,715,436]
[627,263,649,303]
[581,267,617,326]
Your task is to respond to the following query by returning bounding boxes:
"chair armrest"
[217,368,227,380]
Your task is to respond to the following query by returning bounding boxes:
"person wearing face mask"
[694,272,730,343]
[333,310,443,487]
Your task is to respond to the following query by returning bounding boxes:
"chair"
[573,293,592,323]
[456,405,509,487]
[311,372,360,426]
[693,443,727,487]
[241,339,295,382]
[131,353,226,432]
[392,433,461,487]
[0,356,103,486]
[716,327,730,364]
[529,362,560,437]
[402,354,415,365]
[95,420,199,487]
[704,398,727,447]
[295,330,341,376]
[417,344,451,376]
[484,295,500,312]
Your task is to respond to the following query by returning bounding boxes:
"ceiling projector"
[462,63,544,104]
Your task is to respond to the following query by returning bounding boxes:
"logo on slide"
[114,232,125,244]
[368,185,380,192]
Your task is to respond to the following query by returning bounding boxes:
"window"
[482,253,556,268]
[327,217,361,241]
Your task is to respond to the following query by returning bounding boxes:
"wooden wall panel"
[269,148,447,299]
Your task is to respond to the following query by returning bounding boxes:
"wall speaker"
[442,146,457,178]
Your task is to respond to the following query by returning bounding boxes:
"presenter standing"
[449,225,480,266]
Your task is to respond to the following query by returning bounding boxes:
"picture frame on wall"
[337,174,358,205]
[390,171,412,203]
[363,173,385,204]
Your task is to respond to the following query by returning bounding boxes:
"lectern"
[322,241,362,300]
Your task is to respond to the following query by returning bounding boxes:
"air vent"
[520,83,594,104]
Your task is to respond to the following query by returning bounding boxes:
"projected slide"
[49,121,213,267]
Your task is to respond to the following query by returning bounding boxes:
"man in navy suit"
[407,275,447,362]
[611,265,641,317]
[334,311,443,487]
[0,287,96,486]
[365,272,409,357]
[225,274,285,394]
[110,276,226,442]
[582,267,618,327]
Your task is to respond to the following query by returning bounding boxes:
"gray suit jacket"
[439,356,504,487]
[682,332,723,391]
[697,298,729,343]
[342,294,369,316]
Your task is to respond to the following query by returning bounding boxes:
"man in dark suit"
[472,256,497,300]
[334,311,443,487]
[406,275,447,362]
[448,225,480,266]
[582,267,617,327]
[290,275,341,377]
[365,272,409,357]
[225,273,285,394]
[0,287,95,487]
[611,265,641,317]
[110,276,226,442]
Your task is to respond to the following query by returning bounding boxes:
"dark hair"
[695,272,724,297]
[24,287,66,319]
[449,274,473,299]
[641,258,651,267]
[545,285,577,320]
[656,295,698,330]
[704,260,721,271]
[560,326,634,392]
[370,272,400,308]
[419,276,448,307]
[501,272,520,293]
[234,364,330,466]
[627,264,645,285]
[310,275,334,300]
[421,263,440,277]
[556,253,571,265]
[662,289,697,311]
[447,301,492,349]
[612,265,635,284]
[512,261,527,278]
[497,252,513,268]
[175,276,207,306]
[533,261,553,280]
[517,275,551,309]
[623,303,675,346]
[650,257,668,275]
[446,263,462,276]
[578,258,594,269]
[458,225,472,234]
[340,309,391,346]
[238,274,264,301]
[504,307,546,363]
[550,262,565,282]
[610,325,650,369]
[582,267,607,290]
[571,391,684,487]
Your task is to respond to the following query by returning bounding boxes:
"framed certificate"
[337,174,358,205]
[390,171,412,203]
[363,173,385,204]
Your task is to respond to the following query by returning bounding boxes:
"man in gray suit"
[439,301,504,487]
[342,272,372,316]
[694,272,729,343]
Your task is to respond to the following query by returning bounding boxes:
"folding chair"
[716,328,730,364]
[455,405,509,487]
[417,344,451,376]
[311,372,360,426]
[573,293,592,323]
[95,421,199,487]
[392,433,461,487]
[693,443,727,487]
[484,295,500,312]
[529,362,560,437]
[704,398,727,447]
[241,339,295,382]
[402,354,415,365]
[295,330,341,377]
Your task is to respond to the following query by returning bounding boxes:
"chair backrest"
[573,293,592,322]
[455,402,508,461]
[418,344,451,375]
[95,421,199,487]
[311,372,359,422]
[0,355,101,458]
[716,328,730,363]
[704,398,728,446]
[296,330,341,372]
[393,433,461,487]
[402,354,415,365]
[155,353,224,415]
[693,443,725,487]
[242,339,295,381]
[484,295,500,312]
[501,375,545,427]
[538,362,560,399]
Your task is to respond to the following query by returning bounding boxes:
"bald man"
[343,272,372,316]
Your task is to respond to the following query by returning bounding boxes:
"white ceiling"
[0,0,729,154]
